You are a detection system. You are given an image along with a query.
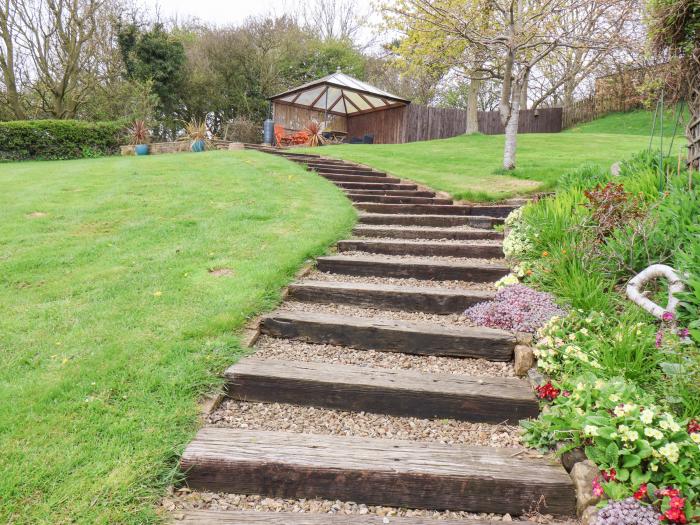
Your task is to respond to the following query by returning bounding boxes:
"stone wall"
[120,141,243,156]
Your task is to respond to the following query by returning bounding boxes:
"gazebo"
[269,71,411,144]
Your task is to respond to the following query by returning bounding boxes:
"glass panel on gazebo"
[346,92,370,111]
[365,95,386,108]
[280,94,296,102]
[315,87,342,110]
[295,86,325,106]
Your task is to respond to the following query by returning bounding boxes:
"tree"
[383,0,623,170]
[0,0,26,119]
[647,0,700,168]
[13,0,105,119]
[298,0,370,45]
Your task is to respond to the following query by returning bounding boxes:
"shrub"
[464,284,566,333]
[0,120,125,161]
[222,116,262,144]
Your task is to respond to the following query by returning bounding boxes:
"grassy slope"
[0,151,355,524]
[300,110,679,201]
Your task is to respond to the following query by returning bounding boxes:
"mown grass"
[299,110,683,201]
[0,150,355,524]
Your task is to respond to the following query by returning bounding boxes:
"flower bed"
[500,153,700,523]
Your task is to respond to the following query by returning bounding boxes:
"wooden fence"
[402,105,468,142]
[561,95,644,129]
[689,114,700,169]
[477,108,563,135]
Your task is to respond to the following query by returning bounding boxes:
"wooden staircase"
[174,146,576,523]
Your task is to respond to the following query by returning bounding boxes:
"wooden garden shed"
[269,71,412,144]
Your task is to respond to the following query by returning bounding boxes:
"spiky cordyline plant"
[127,120,150,145]
[303,120,326,147]
[180,118,212,148]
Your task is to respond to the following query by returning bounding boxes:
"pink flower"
[592,476,604,498]
[662,311,675,322]
[656,330,664,348]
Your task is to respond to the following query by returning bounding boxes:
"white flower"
[609,394,620,403]
[659,442,680,463]
[645,427,663,440]
[691,433,700,445]
[640,410,654,425]
[568,333,576,341]
[594,379,605,389]
[579,327,589,335]
[495,273,519,289]
[584,425,599,436]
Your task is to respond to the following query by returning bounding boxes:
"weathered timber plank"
[259,310,515,359]
[353,226,502,241]
[178,510,540,524]
[337,239,503,258]
[347,194,453,205]
[344,189,436,197]
[310,167,383,176]
[225,358,537,423]
[337,182,418,191]
[357,213,503,228]
[287,279,494,313]
[316,255,510,283]
[180,429,576,516]
[321,174,401,183]
[355,203,517,218]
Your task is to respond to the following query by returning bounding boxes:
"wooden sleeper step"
[287,279,494,313]
[356,203,517,218]
[316,254,510,283]
[358,213,503,228]
[344,189,436,197]
[337,239,503,258]
[178,510,542,524]
[180,428,576,516]
[225,358,538,423]
[353,225,502,241]
[260,310,515,360]
[347,194,453,205]
[337,182,418,191]
[322,174,401,184]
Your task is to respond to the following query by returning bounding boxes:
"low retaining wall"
[120,141,245,155]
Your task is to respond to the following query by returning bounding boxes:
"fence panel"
[477,108,563,135]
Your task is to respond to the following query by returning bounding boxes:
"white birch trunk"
[503,95,520,170]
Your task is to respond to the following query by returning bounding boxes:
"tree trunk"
[466,78,480,133]
[519,71,529,110]
[503,93,521,170]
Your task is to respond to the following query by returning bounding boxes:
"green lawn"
[0,151,355,523]
[300,111,682,201]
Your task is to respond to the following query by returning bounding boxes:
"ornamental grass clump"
[464,284,566,333]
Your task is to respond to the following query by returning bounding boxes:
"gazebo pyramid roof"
[270,70,410,116]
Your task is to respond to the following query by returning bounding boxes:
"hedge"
[0,120,125,161]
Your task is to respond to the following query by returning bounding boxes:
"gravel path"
[165,490,578,523]
[252,336,515,377]
[276,301,478,327]
[208,400,522,447]
[304,270,498,291]
[339,251,507,265]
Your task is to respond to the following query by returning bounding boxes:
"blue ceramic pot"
[134,144,149,156]
[191,139,205,152]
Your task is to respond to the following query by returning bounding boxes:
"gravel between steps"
[208,400,522,447]
[339,251,507,265]
[355,224,498,233]
[165,490,578,523]
[276,301,478,327]
[304,270,497,291]
[252,336,515,377]
[352,237,504,245]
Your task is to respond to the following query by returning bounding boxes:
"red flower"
[670,497,686,510]
[633,483,648,500]
[535,381,561,401]
[601,468,617,482]
[663,507,687,524]
[591,476,604,498]
[687,419,700,434]
[657,488,682,498]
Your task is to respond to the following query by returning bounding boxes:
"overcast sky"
[140,0,376,28]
